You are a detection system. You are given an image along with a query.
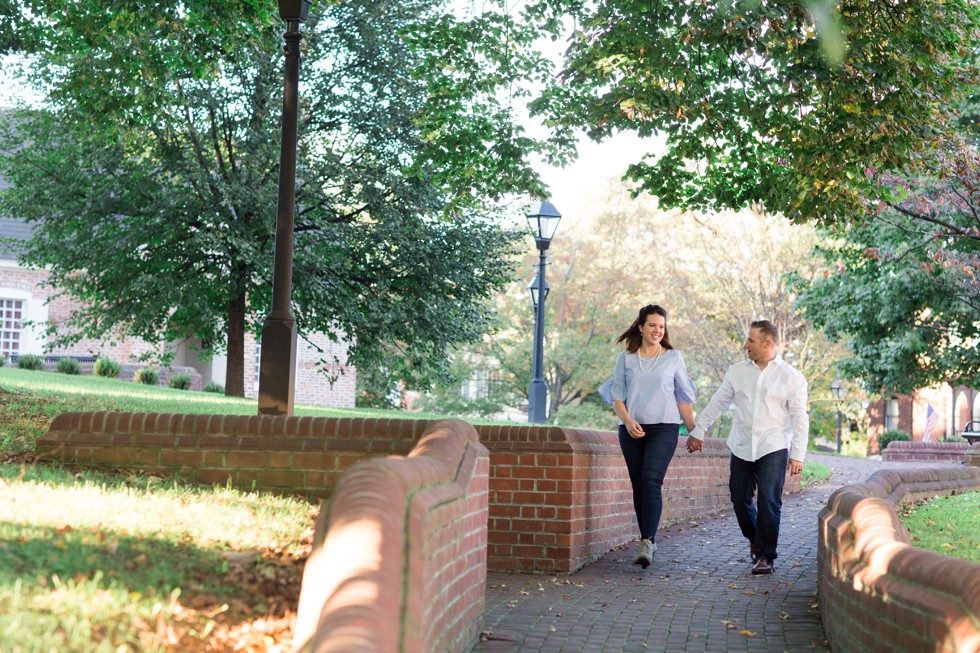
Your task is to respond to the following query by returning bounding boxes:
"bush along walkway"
[475,454,945,653]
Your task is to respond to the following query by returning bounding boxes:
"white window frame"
[884,398,900,431]
[0,298,24,358]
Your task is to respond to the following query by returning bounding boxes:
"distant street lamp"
[830,380,846,454]
[526,274,549,310]
[258,0,313,416]
[526,200,561,424]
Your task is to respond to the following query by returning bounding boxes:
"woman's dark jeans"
[618,423,679,542]
[728,448,789,561]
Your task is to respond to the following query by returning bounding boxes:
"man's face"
[744,327,772,363]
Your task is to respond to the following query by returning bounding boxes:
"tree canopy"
[534,0,980,223]
[421,186,847,429]
[798,136,980,394]
[0,0,564,394]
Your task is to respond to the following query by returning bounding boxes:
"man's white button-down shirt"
[688,354,809,463]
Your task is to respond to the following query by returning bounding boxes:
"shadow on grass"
[0,521,248,606]
[0,459,222,495]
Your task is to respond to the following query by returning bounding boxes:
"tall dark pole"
[835,405,842,454]
[831,380,844,454]
[528,242,549,424]
[259,2,310,416]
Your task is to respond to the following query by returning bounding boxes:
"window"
[461,369,501,400]
[885,398,900,431]
[0,299,23,357]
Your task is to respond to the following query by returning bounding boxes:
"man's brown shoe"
[750,545,762,563]
[752,557,773,574]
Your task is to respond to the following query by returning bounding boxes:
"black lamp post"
[830,380,846,454]
[525,200,561,424]
[258,0,312,416]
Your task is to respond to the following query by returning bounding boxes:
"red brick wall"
[35,415,800,574]
[293,419,488,653]
[881,441,970,463]
[35,413,430,497]
[818,467,980,653]
[967,443,980,468]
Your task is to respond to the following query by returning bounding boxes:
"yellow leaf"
[740,630,758,637]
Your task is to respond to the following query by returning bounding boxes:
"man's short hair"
[750,319,779,344]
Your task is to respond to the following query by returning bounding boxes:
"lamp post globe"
[526,201,561,424]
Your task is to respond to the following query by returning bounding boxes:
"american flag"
[923,402,939,442]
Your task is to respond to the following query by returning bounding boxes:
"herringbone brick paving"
[475,453,953,653]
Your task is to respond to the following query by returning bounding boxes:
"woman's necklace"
[637,345,665,373]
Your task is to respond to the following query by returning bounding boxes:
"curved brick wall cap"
[294,419,485,653]
[821,466,980,652]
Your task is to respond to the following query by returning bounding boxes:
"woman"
[609,304,696,569]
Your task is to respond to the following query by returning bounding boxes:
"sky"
[535,131,662,228]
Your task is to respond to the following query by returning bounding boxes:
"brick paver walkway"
[474,454,954,653]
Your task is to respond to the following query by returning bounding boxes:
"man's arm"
[686,369,736,452]
[787,372,810,473]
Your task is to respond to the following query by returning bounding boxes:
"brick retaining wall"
[882,440,971,463]
[35,413,799,573]
[966,442,980,468]
[818,467,980,653]
[292,419,488,653]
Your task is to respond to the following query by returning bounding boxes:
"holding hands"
[686,435,702,453]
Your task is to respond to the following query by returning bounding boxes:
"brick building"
[867,383,979,445]
[0,217,356,408]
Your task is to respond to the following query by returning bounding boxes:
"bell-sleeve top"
[609,349,696,425]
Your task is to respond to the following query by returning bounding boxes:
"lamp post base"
[528,378,548,424]
[258,316,298,416]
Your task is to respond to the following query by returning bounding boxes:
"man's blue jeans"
[729,449,788,561]
[619,423,679,542]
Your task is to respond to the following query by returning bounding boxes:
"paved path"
[474,454,954,653]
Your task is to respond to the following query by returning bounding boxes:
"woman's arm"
[613,400,645,438]
[677,403,695,433]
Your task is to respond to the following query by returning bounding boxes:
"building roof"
[0,217,32,260]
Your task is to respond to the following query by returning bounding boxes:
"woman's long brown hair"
[615,304,674,353]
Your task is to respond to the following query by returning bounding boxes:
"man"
[685,320,809,574]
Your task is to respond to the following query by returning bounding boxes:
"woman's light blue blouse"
[610,349,696,425]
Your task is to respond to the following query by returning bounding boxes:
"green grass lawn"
[0,367,405,651]
[0,462,318,651]
[801,459,833,489]
[0,366,454,456]
[898,491,980,563]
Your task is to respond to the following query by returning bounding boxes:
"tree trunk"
[225,287,247,397]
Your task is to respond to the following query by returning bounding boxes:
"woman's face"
[639,313,666,347]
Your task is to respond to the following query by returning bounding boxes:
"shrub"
[203,382,224,394]
[93,357,121,378]
[168,373,192,390]
[55,357,81,375]
[16,354,44,371]
[879,429,910,451]
[0,354,6,367]
[133,367,160,386]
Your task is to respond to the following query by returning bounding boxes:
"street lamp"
[830,380,846,454]
[526,200,561,424]
[526,274,549,310]
[258,0,313,416]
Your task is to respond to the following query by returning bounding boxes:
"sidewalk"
[474,454,953,653]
